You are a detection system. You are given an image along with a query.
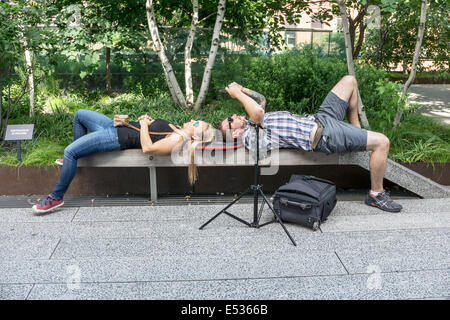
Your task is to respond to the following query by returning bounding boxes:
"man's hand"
[224,82,264,124]
[225,82,244,99]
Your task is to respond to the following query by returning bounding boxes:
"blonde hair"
[188,124,216,185]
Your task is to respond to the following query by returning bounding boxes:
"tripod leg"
[259,189,297,246]
[199,211,225,230]
[199,187,252,230]
[256,197,265,226]
[223,211,253,227]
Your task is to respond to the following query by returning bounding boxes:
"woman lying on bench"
[32,109,215,214]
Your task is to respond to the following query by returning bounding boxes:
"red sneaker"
[55,159,63,166]
[32,194,64,214]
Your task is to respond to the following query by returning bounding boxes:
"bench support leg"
[149,167,157,202]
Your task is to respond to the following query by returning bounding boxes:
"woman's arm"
[141,133,183,155]
[139,120,153,153]
[138,115,184,155]
[138,117,154,153]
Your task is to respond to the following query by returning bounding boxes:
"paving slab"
[321,211,450,233]
[336,245,449,274]
[332,198,450,216]
[0,251,346,284]
[72,204,259,222]
[0,238,59,260]
[26,270,450,300]
[0,284,33,300]
[0,208,78,223]
[48,228,449,262]
[0,208,447,241]
[333,229,449,273]
[2,198,447,225]
[0,218,293,240]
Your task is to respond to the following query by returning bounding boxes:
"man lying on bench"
[217,76,402,213]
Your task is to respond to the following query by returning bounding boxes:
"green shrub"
[236,49,348,114]
[123,72,168,97]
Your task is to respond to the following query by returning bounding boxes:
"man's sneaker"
[32,194,64,214]
[55,159,63,166]
[365,190,402,212]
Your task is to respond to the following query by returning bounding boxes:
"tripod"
[199,120,297,246]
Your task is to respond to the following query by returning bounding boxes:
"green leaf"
[111,32,122,44]
[91,52,100,64]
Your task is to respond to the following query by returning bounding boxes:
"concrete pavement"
[408,84,450,126]
[0,197,449,300]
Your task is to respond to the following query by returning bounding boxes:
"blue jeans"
[51,109,121,199]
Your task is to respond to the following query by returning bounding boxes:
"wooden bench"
[78,148,450,201]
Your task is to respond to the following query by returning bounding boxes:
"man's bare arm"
[225,83,264,123]
[241,88,266,110]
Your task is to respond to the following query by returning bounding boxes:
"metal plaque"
[4,124,34,141]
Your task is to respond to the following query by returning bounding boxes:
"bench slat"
[77,149,340,167]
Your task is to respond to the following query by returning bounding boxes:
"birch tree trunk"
[145,0,187,109]
[184,0,199,107]
[105,47,112,95]
[193,0,226,111]
[337,0,370,130]
[23,39,34,117]
[393,0,428,130]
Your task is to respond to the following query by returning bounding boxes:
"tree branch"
[194,0,227,110]
[393,0,428,130]
[197,12,217,25]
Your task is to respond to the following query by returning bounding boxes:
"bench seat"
[78,149,449,201]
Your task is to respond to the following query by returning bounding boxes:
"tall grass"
[376,113,450,163]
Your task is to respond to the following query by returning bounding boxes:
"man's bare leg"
[365,130,402,211]
[330,75,360,128]
[366,131,389,192]
[332,76,389,191]
[328,77,401,211]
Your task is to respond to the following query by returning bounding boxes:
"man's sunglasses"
[227,117,238,143]
[227,117,233,130]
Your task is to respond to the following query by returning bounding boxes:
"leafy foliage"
[361,0,449,71]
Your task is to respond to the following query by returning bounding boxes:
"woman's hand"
[138,114,154,127]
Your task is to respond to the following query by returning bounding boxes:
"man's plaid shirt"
[243,111,316,152]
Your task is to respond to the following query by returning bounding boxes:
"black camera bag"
[273,175,337,231]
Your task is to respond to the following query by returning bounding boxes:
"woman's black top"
[116,118,174,150]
